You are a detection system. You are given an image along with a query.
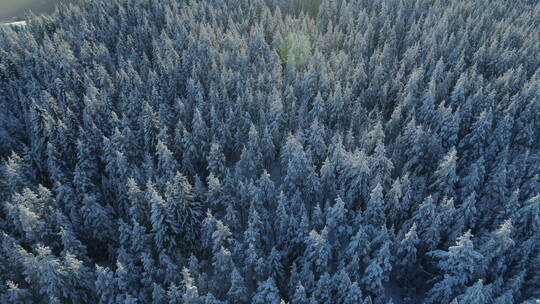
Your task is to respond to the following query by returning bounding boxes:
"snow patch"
[1,21,27,27]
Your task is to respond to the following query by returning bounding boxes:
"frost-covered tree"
[430,147,458,200]
[253,277,281,304]
[425,231,484,304]
[227,267,248,303]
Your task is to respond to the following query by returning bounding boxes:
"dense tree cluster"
[1,0,539,303]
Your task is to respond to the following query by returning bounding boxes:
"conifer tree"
[395,223,419,281]
[364,184,386,228]
[253,277,281,304]
[454,280,489,304]
[227,267,248,303]
[291,282,309,304]
[426,231,484,304]
[430,147,458,200]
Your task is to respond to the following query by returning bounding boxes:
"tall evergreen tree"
[426,231,484,304]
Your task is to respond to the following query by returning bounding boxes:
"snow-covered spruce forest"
[1,0,539,303]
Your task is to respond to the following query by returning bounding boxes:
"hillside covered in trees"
[1,0,539,303]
